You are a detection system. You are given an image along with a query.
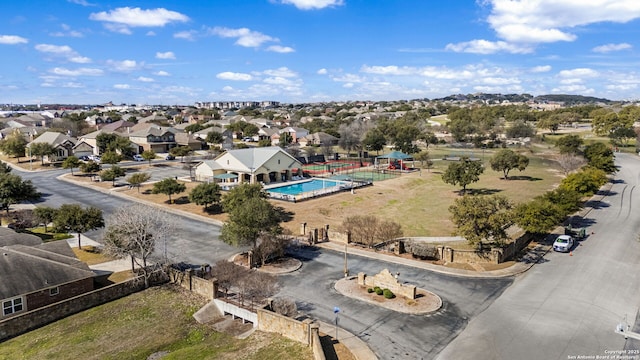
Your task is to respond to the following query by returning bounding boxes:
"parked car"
[242,137,254,142]
[165,154,175,160]
[79,155,90,161]
[553,235,574,253]
[133,154,144,161]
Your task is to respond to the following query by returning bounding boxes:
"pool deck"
[264,177,370,202]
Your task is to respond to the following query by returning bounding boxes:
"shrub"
[374,286,383,295]
[383,289,395,299]
[367,288,374,293]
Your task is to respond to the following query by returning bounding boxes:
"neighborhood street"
[437,152,640,359]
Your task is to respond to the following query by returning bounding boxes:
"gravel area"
[334,277,442,315]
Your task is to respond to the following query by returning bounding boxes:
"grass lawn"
[24,227,73,242]
[63,145,563,238]
[0,285,313,360]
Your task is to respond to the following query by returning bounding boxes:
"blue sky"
[2,0,640,105]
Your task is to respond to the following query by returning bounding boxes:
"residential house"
[194,146,302,185]
[127,125,177,153]
[0,228,95,319]
[298,132,339,147]
[279,126,309,143]
[27,131,77,162]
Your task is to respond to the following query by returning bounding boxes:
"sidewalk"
[317,320,378,360]
[66,233,133,273]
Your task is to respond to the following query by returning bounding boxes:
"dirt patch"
[334,277,442,315]
[232,254,302,274]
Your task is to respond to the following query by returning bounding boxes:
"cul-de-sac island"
[1,94,639,359]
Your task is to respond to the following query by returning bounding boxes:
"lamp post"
[343,243,349,278]
[28,146,32,171]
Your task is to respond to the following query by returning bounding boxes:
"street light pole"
[343,243,348,278]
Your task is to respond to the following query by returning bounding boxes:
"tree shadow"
[295,301,316,312]
[506,176,542,181]
[172,196,190,205]
[610,179,625,184]
[203,204,223,214]
[596,189,616,197]
[275,206,295,223]
[583,200,610,209]
[463,188,502,196]
[286,243,323,263]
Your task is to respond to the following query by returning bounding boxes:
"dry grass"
[72,246,115,265]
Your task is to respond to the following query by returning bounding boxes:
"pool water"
[267,179,342,195]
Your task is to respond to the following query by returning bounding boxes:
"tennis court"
[330,169,400,182]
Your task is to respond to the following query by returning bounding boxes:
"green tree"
[442,157,484,194]
[0,173,40,214]
[542,188,583,216]
[559,168,608,197]
[30,142,56,165]
[489,149,529,180]
[556,135,584,155]
[53,204,104,249]
[80,161,101,176]
[126,172,151,193]
[189,182,222,210]
[62,156,81,175]
[537,114,562,134]
[100,165,126,186]
[221,196,282,249]
[0,130,27,161]
[583,142,616,173]
[0,161,11,174]
[591,108,624,136]
[362,128,386,155]
[449,194,513,246]
[221,183,268,213]
[514,198,563,234]
[506,120,536,139]
[169,146,192,162]
[33,206,58,232]
[100,150,122,165]
[205,131,224,145]
[141,150,156,165]
[609,126,636,146]
[96,133,133,156]
[151,178,186,203]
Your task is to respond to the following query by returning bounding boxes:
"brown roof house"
[0,227,95,319]
[127,125,177,153]
[27,131,77,163]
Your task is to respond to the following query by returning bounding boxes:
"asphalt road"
[437,152,640,360]
[277,246,512,360]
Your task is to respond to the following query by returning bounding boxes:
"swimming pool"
[267,179,343,196]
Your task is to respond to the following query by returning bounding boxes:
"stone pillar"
[357,272,366,286]
[186,268,193,291]
[313,228,318,244]
[247,250,254,269]
[346,230,352,244]
[324,224,330,242]
[319,228,325,243]
[445,247,453,263]
[310,323,320,348]
[300,222,307,236]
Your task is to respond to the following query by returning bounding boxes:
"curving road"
[437,153,640,359]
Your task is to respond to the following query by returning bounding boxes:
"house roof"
[303,132,338,142]
[99,120,135,133]
[0,227,43,247]
[128,125,176,138]
[214,146,301,172]
[0,237,94,299]
[30,131,76,147]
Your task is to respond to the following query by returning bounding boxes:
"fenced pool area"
[265,178,367,202]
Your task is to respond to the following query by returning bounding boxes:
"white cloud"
[331,73,365,83]
[156,51,176,59]
[558,68,599,78]
[146,31,156,36]
[264,76,295,85]
[480,77,521,86]
[485,0,640,44]
[343,83,354,88]
[89,7,189,33]
[174,30,197,41]
[154,71,170,76]
[606,84,637,91]
[68,0,95,6]
[445,39,533,54]
[106,59,140,72]
[50,24,84,38]
[62,82,84,88]
[0,35,28,44]
[592,43,632,53]
[50,67,103,76]
[266,45,295,53]
[317,68,328,75]
[211,27,277,47]
[560,78,583,85]
[360,65,416,76]
[216,72,253,81]
[551,85,594,94]
[262,67,297,78]
[531,65,552,73]
[35,44,93,64]
[278,0,344,10]
[113,84,131,89]
[136,76,154,82]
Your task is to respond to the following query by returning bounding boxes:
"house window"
[50,287,59,296]
[278,159,281,164]
[3,297,23,316]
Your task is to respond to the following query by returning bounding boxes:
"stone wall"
[358,269,416,299]
[310,324,326,360]
[168,268,217,300]
[257,307,313,345]
[0,277,146,342]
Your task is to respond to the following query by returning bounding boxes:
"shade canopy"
[214,173,239,179]
[376,151,412,160]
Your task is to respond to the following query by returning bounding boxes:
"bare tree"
[557,153,586,175]
[255,233,290,267]
[212,260,248,298]
[102,204,175,288]
[272,297,298,317]
[341,215,403,248]
[241,271,278,309]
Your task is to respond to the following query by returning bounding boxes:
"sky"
[2,0,640,105]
